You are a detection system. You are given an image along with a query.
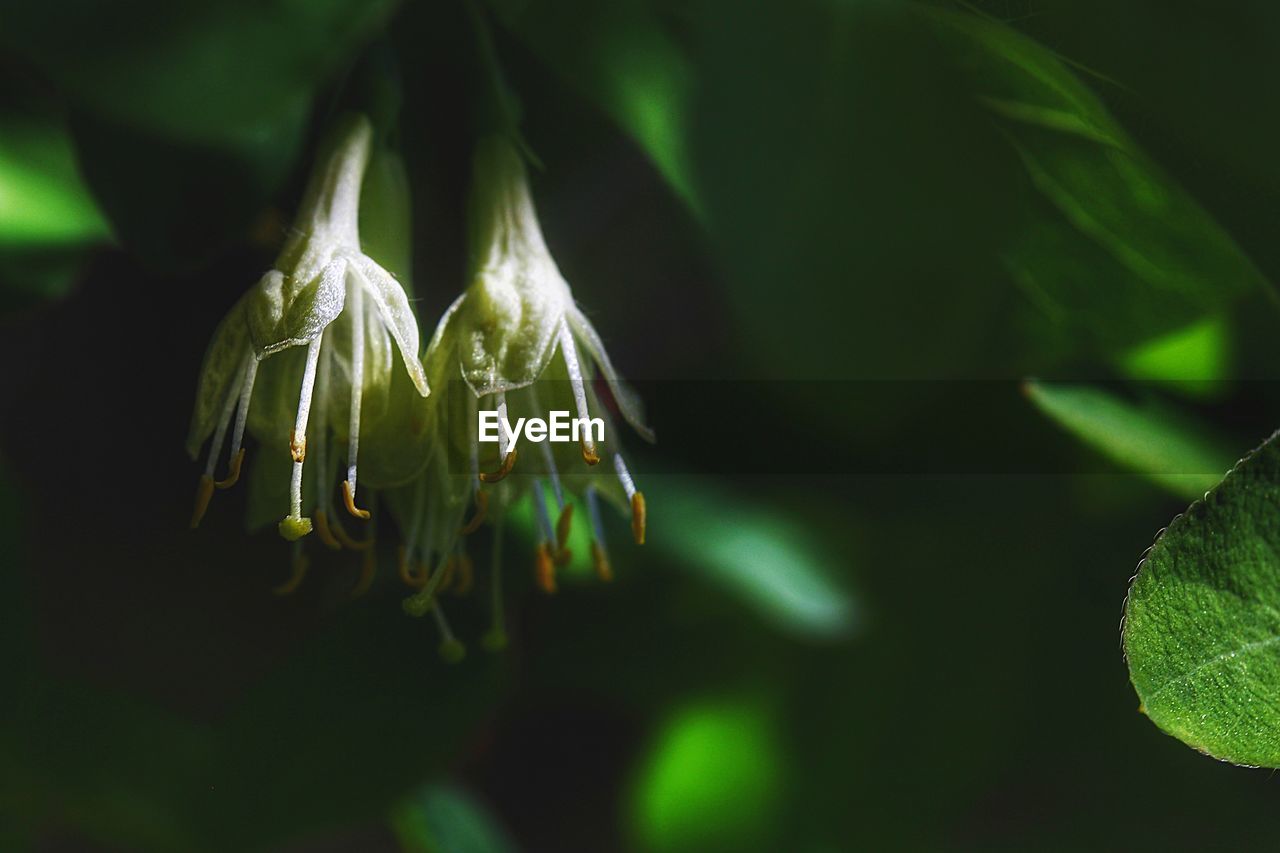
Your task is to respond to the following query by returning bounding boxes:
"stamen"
[220,356,259,486]
[530,479,556,545]
[612,453,646,544]
[452,551,475,595]
[345,279,366,510]
[539,437,566,510]
[311,334,333,513]
[281,337,323,540]
[558,323,599,465]
[480,393,517,482]
[535,542,557,593]
[433,602,466,664]
[190,476,215,529]
[351,546,376,598]
[437,557,457,594]
[195,351,247,523]
[482,521,508,652]
[214,449,245,490]
[460,490,489,535]
[591,541,613,582]
[329,511,372,550]
[555,503,574,554]
[631,492,647,546]
[313,510,342,550]
[273,545,309,596]
[398,546,428,589]
[342,480,371,520]
[202,352,245,479]
[479,447,517,483]
[586,486,612,581]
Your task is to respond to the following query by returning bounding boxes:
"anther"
[581,444,600,466]
[535,543,557,593]
[274,550,309,596]
[631,492,647,545]
[342,480,371,520]
[351,547,376,598]
[398,546,428,589]
[214,448,245,490]
[313,510,342,550]
[591,540,614,582]
[480,449,518,483]
[190,475,215,529]
[460,491,489,534]
[555,503,574,552]
[329,513,372,551]
[452,554,475,595]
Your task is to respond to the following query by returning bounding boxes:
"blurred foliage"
[1025,380,1239,500]
[391,783,516,853]
[628,699,784,852]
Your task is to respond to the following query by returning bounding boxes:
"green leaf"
[629,699,784,853]
[1024,380,1238,500]
[928,9,1267,351]
[1119,315,1232,399]
[1124,430,1280,767]
[0,0,399,144]
[391,783,517,853]
[0,116,110,249]
[650,477,857,639]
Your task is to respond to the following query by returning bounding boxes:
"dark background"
[2,0,1280,850]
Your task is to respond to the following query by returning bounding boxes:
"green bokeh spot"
[630,701,782,852]
[1119,315,1231,397]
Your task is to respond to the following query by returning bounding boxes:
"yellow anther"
[342,480,371,519]
[555,503,574,551]
[591,541,613,582]
[397,546,427,589]
[190,475,215,529]
[278,515,313,541]
[479,449,518,483]
[460,490,489,535]
[273,552,309,596]
[313,510,342,550]
[631,491,646,545]
[452,554,475,595]
[553,547,573,567]
[535,543,557,594]
[351,547,376,598]
[581,442,600,466]
[330,515,372,551]
[214,448,245,490]
[289,430,306,463]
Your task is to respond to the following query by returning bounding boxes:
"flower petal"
[568,308,655,443]
[247,259,348,357]
[186,294,252,458]
[350,253,430,397]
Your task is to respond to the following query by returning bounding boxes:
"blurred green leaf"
[1119,315,1231,398]
[928,10,1267,351]
[1124,429,1280,767]
[650,477,856,639]
[391,783,517,853]
[0,0,398,144]
[1025,380,1238,500]
[0,116,109,249]
[629,699,783,853]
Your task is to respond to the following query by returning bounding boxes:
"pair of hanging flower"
[186,114,652,661]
